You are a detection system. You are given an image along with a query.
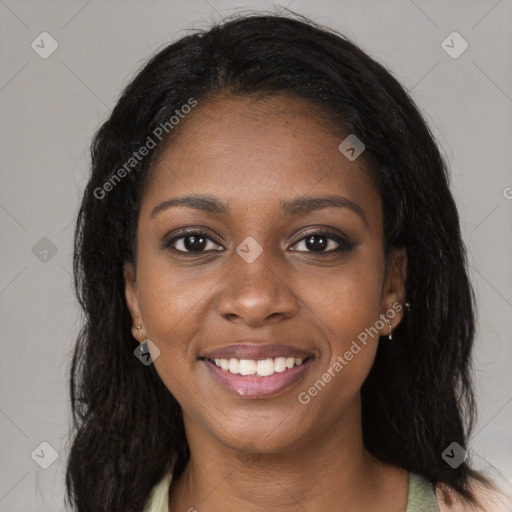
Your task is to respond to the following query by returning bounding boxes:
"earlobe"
[123,261,143,340]
[380,248,408,335]
[387,247,407,304]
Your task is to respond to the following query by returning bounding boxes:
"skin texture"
[124,94,410,511]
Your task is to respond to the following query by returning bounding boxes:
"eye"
[164,229,223,254]
[289,230,354,253]
[163,228,354,255]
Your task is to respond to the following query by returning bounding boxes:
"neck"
[169,397,408,511]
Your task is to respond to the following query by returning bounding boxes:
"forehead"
[141,95,381,227]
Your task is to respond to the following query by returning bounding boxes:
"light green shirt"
[143,471,440,511]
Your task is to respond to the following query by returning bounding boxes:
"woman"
[65,12,507,512]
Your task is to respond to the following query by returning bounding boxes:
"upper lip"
[201,342,316,361]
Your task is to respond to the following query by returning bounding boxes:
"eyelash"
[163,227,355,255]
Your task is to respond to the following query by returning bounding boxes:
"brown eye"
[289,230,354,253]
[164,230,223,253]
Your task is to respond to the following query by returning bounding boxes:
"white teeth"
[212,356,307,376]
[229,358,239,374]
[239,359,257,375]
[256,359,274,377]
[274,357,287,373]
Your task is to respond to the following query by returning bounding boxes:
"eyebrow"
[150,194,368,226]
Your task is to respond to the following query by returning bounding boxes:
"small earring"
[136,324,143,340]
[405,302,411,311]
[383,316,393,340]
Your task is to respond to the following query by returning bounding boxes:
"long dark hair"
[66,11,492,511]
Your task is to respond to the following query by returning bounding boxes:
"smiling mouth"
[199,355,315,399]
[198,342,316,398]
[202,356,312,377]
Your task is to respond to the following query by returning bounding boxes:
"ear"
[378,247,407,335]
[123,261,144,342]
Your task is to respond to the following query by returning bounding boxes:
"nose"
[217,252,299,327]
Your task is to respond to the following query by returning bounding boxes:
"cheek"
[134,255,199,388]
[136,249,210,347]
[134,246,228,407]
[313,254,384,344]
[306,253,384,389]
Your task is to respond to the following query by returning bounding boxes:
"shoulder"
[435,477,512,512]
[143,470,173,512]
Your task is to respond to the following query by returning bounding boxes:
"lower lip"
[202,358,314,399]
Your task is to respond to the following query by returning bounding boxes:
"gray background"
[1,1,511,510]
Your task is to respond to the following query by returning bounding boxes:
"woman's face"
[125,94,406,453]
